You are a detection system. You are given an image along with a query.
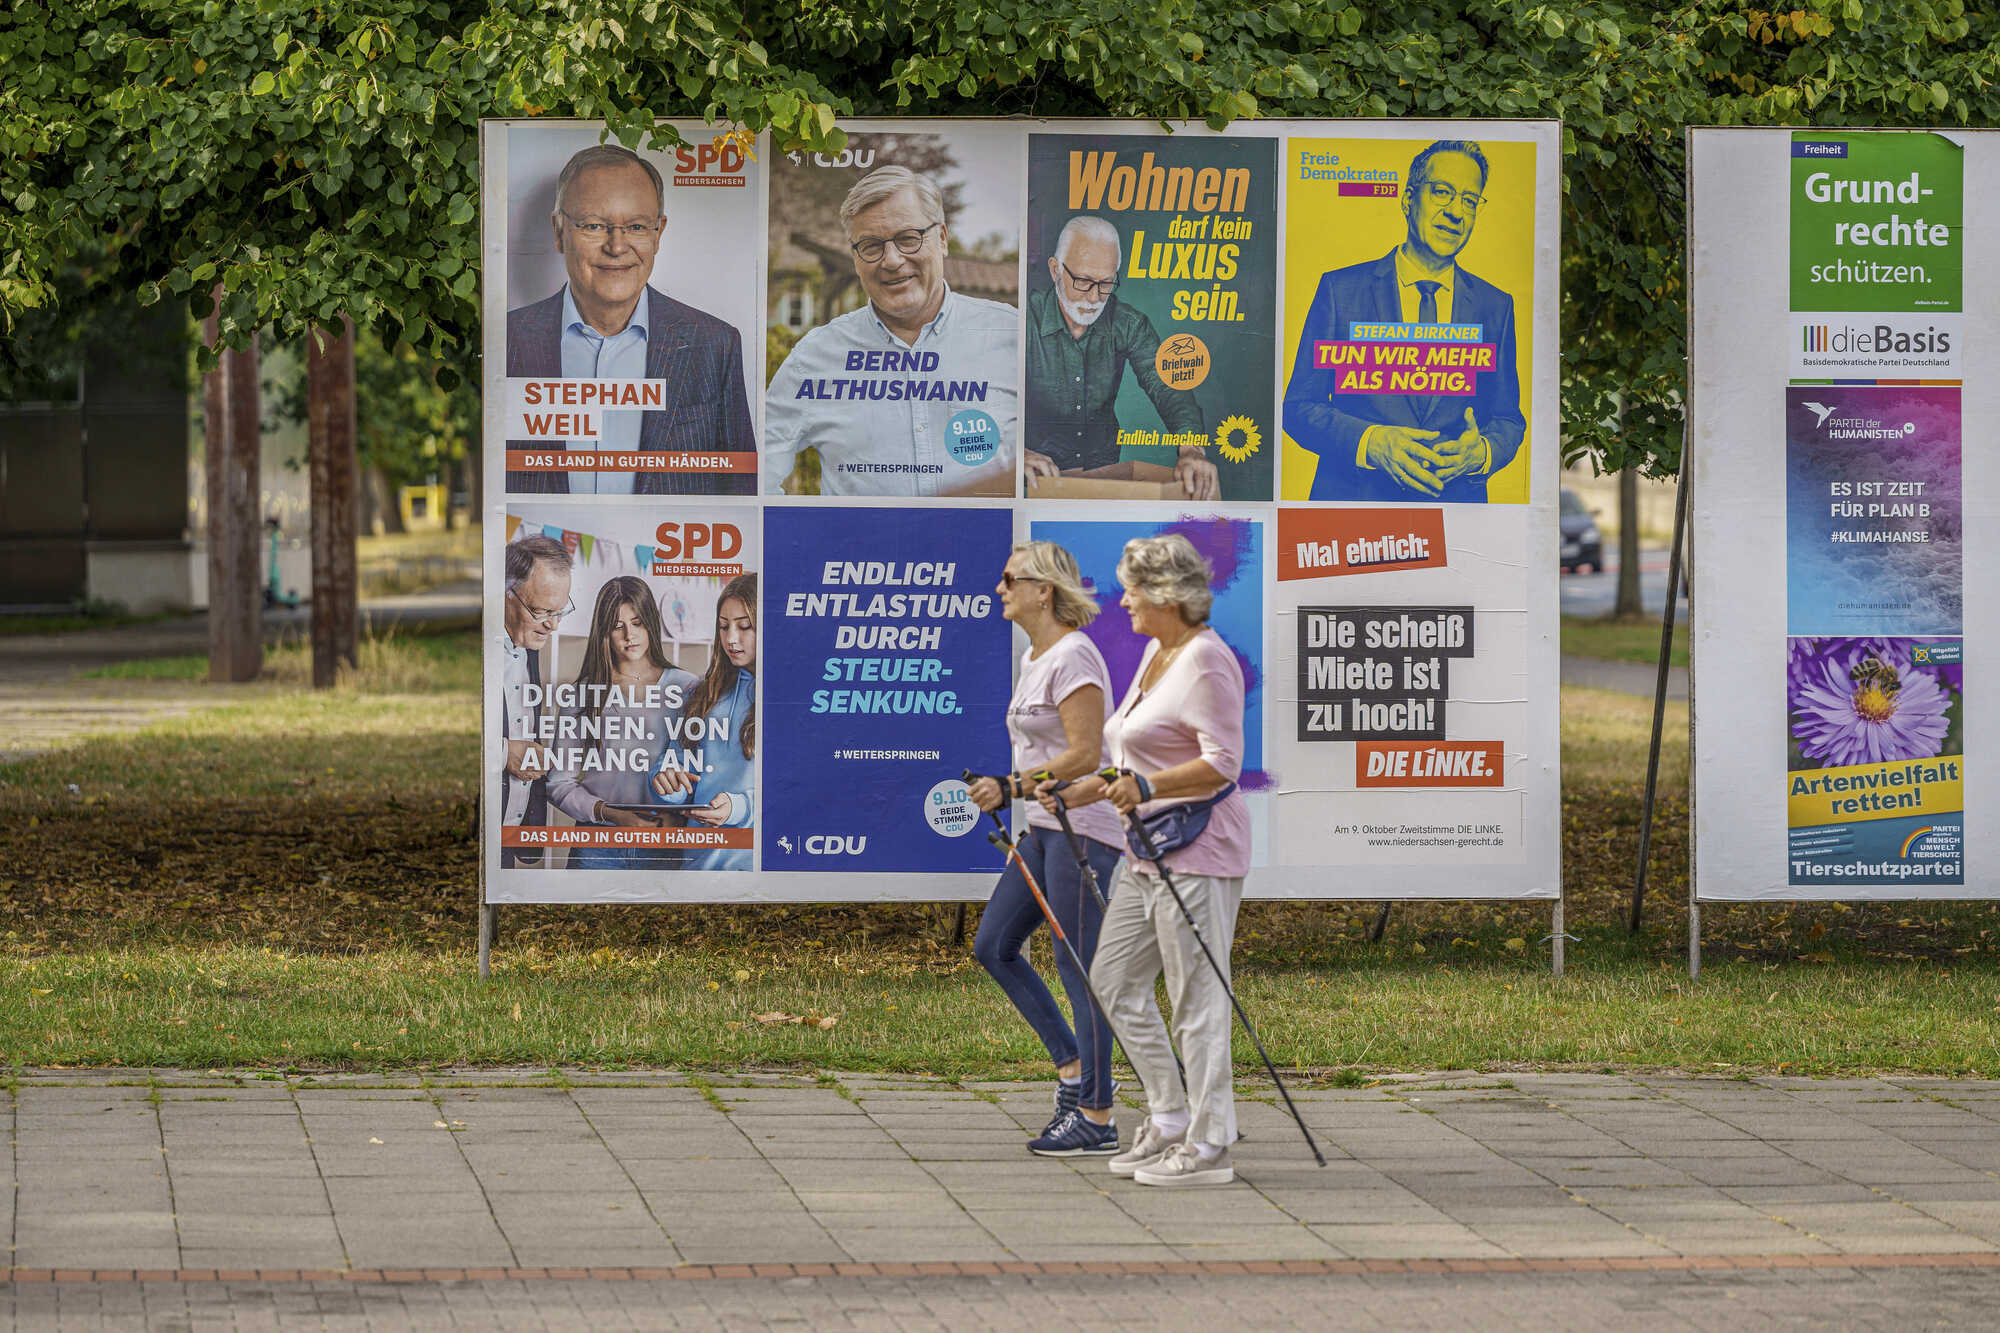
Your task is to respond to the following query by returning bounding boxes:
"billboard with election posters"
[499,122,763,496]
[1690,127,1994,902]
[481,117,1562,906]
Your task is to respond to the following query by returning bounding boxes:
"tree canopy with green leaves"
[4,0,1996,474]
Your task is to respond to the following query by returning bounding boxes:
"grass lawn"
[1561,615,1689,669]
[5,626,1996,1078]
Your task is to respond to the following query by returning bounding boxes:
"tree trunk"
[201,298,261,682]
[307,318,359,688]
[466,439,483,525]
[361,465,405,535]
[1614,465,1643,618]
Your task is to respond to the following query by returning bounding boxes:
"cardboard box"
[1026,460,1188,501]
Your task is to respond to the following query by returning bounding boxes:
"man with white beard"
[1024,215,1219,498]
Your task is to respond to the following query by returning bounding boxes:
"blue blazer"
[1282,252,1525,503]
[505,286,756,495]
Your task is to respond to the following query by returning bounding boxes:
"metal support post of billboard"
[1550,898,1566,977]
[478,903,497,979]
[1368,902,1392,942]
[1688,897,1701,979]
[1629,456,1692,935]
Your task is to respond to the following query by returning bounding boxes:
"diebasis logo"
[1790,312,1961,377]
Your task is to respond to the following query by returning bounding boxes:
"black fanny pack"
[1127,782,1236,862]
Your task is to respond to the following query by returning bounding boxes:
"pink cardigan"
[1103,628,1250,878]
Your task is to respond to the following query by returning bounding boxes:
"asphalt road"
[1560,547,1689,621]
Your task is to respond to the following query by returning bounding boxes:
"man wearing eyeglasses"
[763,165,1018,497]
[1283,140,1525,503]
[1024,215,1218,499]
[506,145,756,495]
[496,534,574,867]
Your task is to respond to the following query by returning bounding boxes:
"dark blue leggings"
[973,825,1123,1111]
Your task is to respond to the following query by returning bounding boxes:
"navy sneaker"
[1042,1080,1082,1137]
[1030,1110,1119,1157]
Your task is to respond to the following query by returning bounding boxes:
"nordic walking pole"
[964,770,1142,1103]
[1033,772,1113,916]
[1105,767,1328,1167]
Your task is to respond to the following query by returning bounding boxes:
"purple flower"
[1790,652,1952,768]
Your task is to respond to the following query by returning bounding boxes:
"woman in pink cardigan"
[1053,533,1249,1188]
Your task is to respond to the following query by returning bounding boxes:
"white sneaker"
[1107,1118,1184,1178]
[1133,1142,1234,1187]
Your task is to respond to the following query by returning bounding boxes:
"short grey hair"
[839,165,945,232]
[1054,215,1121,267]
[1116,534,1213,625]
[1009,541,1098,629]
[552,145,665,220]
[506,533,572,587]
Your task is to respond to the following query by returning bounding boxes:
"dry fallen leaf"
[511,1001,522,1020]
[732,969,750,982]
[752,1011,802,1025]
[817,1015,838,1030]
[369,1137,384,1145]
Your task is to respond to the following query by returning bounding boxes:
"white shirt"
[762,287,1018,496]
[559,286,646,495]
[496,632,536,826]
[1007,633,1125,848]
[1393,248,1457,326]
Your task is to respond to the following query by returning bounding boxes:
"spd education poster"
[487,499,762,901]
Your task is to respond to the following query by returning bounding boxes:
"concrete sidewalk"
[13,1069,2000,1275]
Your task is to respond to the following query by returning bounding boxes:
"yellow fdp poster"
[1280,137,1536,505]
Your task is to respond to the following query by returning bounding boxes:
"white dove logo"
[1803,401,1837,428]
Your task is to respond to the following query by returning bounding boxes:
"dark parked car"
[1560,488,1602,573]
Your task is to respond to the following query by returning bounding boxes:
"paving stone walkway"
[13,1068,2000,1272]
[14,1069,2000,1327]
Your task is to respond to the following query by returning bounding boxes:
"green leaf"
[250,71,275,96]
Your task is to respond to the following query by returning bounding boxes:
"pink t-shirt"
[1007,632,1125,849]
[1104,628,1249,878]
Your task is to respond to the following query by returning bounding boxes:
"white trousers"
[1089,859,1244,1149]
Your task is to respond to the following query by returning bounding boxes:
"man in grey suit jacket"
[506,144,755,495]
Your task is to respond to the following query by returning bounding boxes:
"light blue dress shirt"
[762,287,1018,496]
[560,286,648,496]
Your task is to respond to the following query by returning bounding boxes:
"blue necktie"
[1415,280,1441,324]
